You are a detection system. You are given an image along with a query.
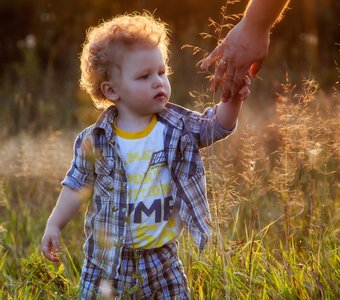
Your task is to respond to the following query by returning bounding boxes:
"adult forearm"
[47,186,83,230]
[243,0,290,31]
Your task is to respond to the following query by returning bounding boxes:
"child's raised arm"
[216,76,251,130]
[40,186,83,262]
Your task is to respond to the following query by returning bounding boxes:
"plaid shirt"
[62,102,235,278]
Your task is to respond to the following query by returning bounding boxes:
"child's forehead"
[109,43,163,62]
[109,41,157,54]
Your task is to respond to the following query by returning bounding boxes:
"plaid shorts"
[79,241,190,299]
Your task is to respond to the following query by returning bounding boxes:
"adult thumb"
[249,60,263,78]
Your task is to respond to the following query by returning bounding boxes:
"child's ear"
[101,81,119,102]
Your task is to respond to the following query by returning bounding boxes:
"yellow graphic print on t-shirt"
[115,119,183,249]
[125,153,178,249]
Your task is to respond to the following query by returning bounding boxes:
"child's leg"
[119,241,190,299]
[79,242,190,299]
[79,259,107,300]
[144,242,189,299]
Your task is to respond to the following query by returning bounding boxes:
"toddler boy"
[41,12,250,299]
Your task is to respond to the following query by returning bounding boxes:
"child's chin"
[155,107,166,113]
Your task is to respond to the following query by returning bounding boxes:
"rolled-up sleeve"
[61,130,95,191]
[187,105,237,148]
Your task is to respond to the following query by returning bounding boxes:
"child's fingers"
[239,86,250,101]
[41,240,49,258]
[49,237,60,262]
[209,76,221,93]
[245,74,251,86]
[41,235,60,262]
[41,239,55,261]
[52,237,60,253]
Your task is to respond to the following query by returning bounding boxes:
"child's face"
[108,46,171,117]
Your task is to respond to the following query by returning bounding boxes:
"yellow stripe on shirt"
[114,115,157,139]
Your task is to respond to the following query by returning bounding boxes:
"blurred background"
[0,0,339,135]
[0,3,339,297]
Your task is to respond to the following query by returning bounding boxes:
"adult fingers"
[210,57,229,92]
[201,43,224,70]
[221,62,237,102]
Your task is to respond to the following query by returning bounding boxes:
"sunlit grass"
[1,1,339,298]
[0,74,339,299]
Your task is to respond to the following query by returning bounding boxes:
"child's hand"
[222,75,251,103]
[238,75,251,101]
[40,224,61,262]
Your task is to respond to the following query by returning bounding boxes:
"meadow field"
[0,0,339,299]
[0,76,339,299]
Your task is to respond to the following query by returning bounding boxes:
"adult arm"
[202,0,290,101]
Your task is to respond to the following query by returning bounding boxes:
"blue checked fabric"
[79,241,190,299]
[62,102,236,279]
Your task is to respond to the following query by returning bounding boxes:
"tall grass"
[178,72,339,299]
[0,73,338,299]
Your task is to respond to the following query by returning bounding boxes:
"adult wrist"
[242,10,272,33]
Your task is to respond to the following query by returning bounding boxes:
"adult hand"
[201,18,270,102]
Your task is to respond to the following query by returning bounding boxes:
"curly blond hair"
[79,12,170,110]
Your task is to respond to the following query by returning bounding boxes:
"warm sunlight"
[0,0,339,299]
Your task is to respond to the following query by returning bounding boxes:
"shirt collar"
[93,102,184,141]
[158,102,184,130]
[94,106,117,142]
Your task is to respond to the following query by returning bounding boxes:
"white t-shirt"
[115,115,183,249]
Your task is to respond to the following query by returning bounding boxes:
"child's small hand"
[238,75,251,101]
[222,75,251,103]
[40,224,61,262]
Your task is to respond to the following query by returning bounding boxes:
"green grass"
[0,78,339,299]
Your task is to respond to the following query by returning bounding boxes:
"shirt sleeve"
[61,130,95,191]
[186,104,237,149]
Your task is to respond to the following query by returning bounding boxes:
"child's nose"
[153,75,163,88]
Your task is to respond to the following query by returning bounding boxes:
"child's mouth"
[154,92,166,100]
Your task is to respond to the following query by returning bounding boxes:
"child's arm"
[216,76,250,130]
[41,186,83,262]
[182,76,250,148]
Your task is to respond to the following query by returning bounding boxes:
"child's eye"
[158,70,166,76]
[139,74,149,80]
